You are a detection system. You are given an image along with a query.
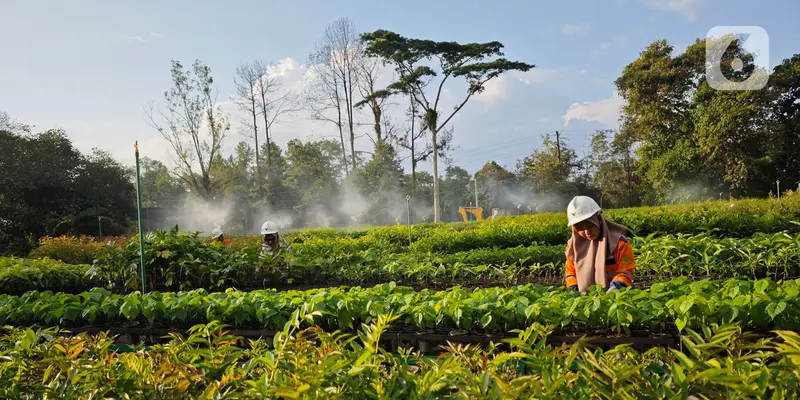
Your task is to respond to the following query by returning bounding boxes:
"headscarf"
[565,212,628,292]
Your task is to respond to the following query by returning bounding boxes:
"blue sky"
[1,0,797,175]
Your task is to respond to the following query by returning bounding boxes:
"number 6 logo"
[706,26,770,91]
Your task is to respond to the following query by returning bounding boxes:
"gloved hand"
[607,281,626,293]
[568,285,580,295]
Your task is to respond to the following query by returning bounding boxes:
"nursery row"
[7,230,800,294]
[26,195,800,268]
[1,277,798,335]
[0,318,798,398]
[283,195,800,256]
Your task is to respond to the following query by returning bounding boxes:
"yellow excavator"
[458,207,484,222]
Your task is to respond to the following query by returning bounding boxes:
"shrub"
[28,235,101,265]
[0,257,101,295]
[91,226,271,292]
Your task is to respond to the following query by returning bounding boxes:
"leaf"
[675,317,687,332]
[479,313,493,328]
[766,301,787,321]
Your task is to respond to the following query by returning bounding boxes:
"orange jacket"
[565,236,634,288]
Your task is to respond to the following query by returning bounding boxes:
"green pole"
[98,216,102,239]
[134,142,147,294]
[406,195,412,246]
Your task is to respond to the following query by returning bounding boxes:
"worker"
[564,195,634,293]
[260,220,285,254]
[211,227,225,243]
[210,227,230,245]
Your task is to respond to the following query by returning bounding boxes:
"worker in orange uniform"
[564,196,634,293]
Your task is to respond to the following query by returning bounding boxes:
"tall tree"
[252,60,299,186]
[260,141,295,211]
[0,111,31,134]
[474,161,517,213]
[306,17,363,174]
[360,141,405,225]
[588,130,641,207]
[284,138,344,213]
[139,157,185,208]
[356,54,388,145]
[517,133,581,196]
[359,30,534,222]
[145,59,229,200]
[232,61,263,195]
[438,166,471,222]
[0,128,135,254]
[767,54,800,191]
[616,37,774,202]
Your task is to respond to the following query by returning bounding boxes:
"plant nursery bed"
[28,324,686,354]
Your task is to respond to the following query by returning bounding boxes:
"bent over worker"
[564,196,634,293]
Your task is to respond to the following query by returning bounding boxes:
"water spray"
[777,180,781,201]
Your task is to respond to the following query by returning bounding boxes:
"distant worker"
[564,196,635,293]
[211,227,230,245]
[260,220,286,254]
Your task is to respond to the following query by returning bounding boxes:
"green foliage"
[283,138,345,212]
[360,29,535,222]
[28,235,102,265]
[0,278,798,335]
[616,37,800,202]
[91,226,270,292]
[0,129,135,256]
[4,195,800,294]
[148,59,230,201]
[0,320,799,397]
[0,257,101,295]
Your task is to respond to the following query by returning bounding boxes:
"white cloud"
[474,74,508,104]
[599,35,628,50]
[131,31,165,43]
[640,0,704,22]
[517,68,566,85]
[562,93,625,128]
[561,23,592,36]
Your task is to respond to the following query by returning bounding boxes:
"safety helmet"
[566,196,601,226]
[211,227,223,239]
[261,220,279,235]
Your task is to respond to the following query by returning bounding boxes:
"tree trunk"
[251,89,261,197]
[372,98,382,145]
[411,151,416,197]
[350,125,357,171]
[432,129,440,223]
[262,110,271,192]
[337,107,348,176]
[345,63,357,170]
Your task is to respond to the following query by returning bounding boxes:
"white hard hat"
[566,196,601,226]
[211,227,223,238]
[261,220,279,235]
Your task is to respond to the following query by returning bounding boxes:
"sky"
[1,0,798,176]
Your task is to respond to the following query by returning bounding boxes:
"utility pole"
[555,131,562,162]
